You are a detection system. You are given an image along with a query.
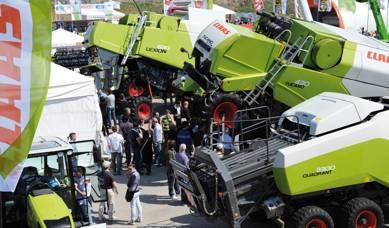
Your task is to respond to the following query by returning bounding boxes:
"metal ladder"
[243,35,314,106]
[121,14,148,65]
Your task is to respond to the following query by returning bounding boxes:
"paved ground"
[91,164,277,228]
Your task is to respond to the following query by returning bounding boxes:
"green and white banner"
[70,0,81,21]
[0,0,51,192]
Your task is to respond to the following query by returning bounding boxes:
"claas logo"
[213,22,231,35]
[0,4,22,146]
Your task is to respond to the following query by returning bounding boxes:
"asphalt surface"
[91,164,277,228]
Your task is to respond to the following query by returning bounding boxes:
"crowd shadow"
[140,193,183,206]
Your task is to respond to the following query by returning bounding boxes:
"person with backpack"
[126,163,142,225]
[107,126,124,175]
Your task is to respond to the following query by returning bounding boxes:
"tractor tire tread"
[340,197,384,228]
[289,205,334,228]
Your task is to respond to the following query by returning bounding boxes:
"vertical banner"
[0,0,51,192]
[254,0,265,13]
[274,0,288,14]
[70,0,82,21]
[104,1,114,22]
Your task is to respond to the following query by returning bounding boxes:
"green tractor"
[171,92,389,228]
[183,11,389,126]
[0,138,107,228]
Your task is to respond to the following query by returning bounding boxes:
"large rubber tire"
[289,206,334,228]
[133,97,152,121]
[202,92,242,129]
[340,197,384,228]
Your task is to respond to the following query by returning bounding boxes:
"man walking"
[99,161,119,221]
[127,163,142,225]
[108,126,124,175]
[165,140,180,200]
[151,117,164,166]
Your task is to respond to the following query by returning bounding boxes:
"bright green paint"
[211,32,283,81]
[222,73,267,91]
[137,27,194,69]
[90,22,133,56]
[272,66,350,107]
[0,0,51,178]
[28,193,75,228]
[274,138,389,196]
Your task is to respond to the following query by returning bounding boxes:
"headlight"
[44,216,72,228]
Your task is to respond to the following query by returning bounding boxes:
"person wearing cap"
[99,160,119,221]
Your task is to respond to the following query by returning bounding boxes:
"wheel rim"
[128,82,145,97]
[306,219,327,228]
[355,210,377,228]
[137,103,151,120]
[213,102,238,129]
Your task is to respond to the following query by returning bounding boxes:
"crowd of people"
[65,89,238,225]
[94,89,237,225]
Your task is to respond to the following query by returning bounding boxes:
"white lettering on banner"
[0,2,32,154]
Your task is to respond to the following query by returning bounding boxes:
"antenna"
[132,0,142,15]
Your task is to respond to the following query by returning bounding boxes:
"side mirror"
[180,47,193,59]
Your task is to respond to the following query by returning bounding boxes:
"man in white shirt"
[151,118,164,166]
[107,89,117,128]
[108,126,124,175]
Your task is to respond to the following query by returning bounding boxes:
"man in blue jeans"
[107,89,117,128]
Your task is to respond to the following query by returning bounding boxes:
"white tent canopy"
[35,63,102,142]
[213,4,236,15]
[52,28,84,48]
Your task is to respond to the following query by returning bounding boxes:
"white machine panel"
[281,92,383,135]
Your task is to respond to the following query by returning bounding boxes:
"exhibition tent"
[35,63,102,142]
[52,28,84,48]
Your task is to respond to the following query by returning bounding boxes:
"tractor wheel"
[340,197,383,228]
[289,206,334,228]
[202,92,242,129]
[133,97,152,121]
[128,82,146,97]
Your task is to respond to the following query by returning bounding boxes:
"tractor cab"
[0,137,107,228]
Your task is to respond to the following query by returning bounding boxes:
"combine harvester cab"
[185,12,389,123]
[172,92,389,228]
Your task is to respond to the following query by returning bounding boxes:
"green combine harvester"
[171,92,389,228]
[183,11,389,125]
[82,11,207,120]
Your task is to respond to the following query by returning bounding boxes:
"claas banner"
[0,0,51,191]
